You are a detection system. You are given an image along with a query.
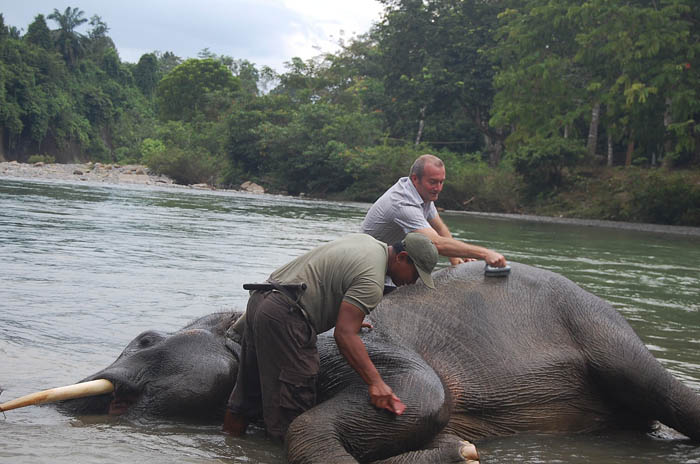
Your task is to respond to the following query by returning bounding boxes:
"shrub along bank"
[3,4,699,227]
[303,143,700,228]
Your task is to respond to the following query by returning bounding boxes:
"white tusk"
[0,379,115,412]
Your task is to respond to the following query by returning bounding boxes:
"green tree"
[568,0,696,167]
[274,56,329,103]
[258,101,383,194]
[490,1,585,151]
[0,9,161,164]
[134,53,159,96]
[143,119,227,185]
[25,14,52,50]
[491,0,700,171]
[155,58,240,121]
[370,0,508,162]
[197,49,265,96]
[48,6,88,66]
[372,0,434,144]
[155,50,182,76]
[87,14,108,39]
[0,14,7,42]
[426,0,512,164]
[511,135,585,194]
[231,58,261,96]
[85,14,115,57]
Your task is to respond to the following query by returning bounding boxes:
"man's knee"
[262,368,317,440]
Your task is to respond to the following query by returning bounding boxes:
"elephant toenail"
[459,441,479,461]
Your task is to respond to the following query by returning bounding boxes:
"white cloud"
[280,0,383,60]
[0,0,384,72]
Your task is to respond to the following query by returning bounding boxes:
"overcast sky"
[1,1,385,72]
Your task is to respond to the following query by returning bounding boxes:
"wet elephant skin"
[58,262,700,463]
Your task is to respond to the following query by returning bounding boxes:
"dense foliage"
[1,2,699,225]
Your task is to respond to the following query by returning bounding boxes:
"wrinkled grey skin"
[59,262,700,463]
[60,312,239,420]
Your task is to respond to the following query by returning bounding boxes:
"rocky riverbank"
[0,161,174,186]
[0,161,269,194]
[3,161,698,236]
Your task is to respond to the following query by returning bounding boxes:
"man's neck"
[386,246,396,275]
[406,178,429,205]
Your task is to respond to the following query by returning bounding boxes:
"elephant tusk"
[0,379,114,412]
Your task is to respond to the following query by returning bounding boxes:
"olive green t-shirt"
[269,233,388,333]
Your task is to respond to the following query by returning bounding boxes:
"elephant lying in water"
[9,262,700,463]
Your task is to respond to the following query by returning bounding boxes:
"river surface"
[1,177,699,464]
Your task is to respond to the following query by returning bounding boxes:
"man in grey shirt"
[361,154,507,268]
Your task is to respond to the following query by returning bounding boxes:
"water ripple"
[1,178,699,464]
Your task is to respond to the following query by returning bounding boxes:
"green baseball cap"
[403,232,438,289]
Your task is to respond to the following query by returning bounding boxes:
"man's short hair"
[391,240,413,264]
[410,154,444,179]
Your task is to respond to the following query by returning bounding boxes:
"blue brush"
[485,264,511,277]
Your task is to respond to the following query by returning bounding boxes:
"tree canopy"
[1,2,698,225]
[156,58,240,121]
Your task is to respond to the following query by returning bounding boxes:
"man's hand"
[448,257,478,266]
[369,381,406,415]
[416,225,507,267]
[484,251,507,267]
[335,302,406,415]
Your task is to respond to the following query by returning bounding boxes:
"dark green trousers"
[227,291,319,440]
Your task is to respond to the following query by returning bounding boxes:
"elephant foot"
[368,435,480,464]
[460,440,480,462]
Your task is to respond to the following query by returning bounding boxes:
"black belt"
[243,281,309,320]
[243,282,307,293]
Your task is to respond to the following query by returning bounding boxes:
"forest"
[1,1,699,226]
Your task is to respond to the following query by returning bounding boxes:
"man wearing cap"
[223,232,438,440]
[362,154,507,270]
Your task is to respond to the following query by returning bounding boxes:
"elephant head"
[55,312,240,420]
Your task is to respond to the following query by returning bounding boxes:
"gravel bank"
[0,161,174,186]
[3,161,697,237]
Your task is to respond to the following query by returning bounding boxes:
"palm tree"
[48,7,87,66]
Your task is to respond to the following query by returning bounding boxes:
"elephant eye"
[136,331,163,348]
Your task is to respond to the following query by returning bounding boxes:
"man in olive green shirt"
[224,232,438,440]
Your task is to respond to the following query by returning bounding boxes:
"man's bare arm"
[428,214,465,266]
[334,302,405,414]
[416,224,507,267]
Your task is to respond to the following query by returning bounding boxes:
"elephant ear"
[224,313,245,361]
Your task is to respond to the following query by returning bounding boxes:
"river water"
[1,177,698,464]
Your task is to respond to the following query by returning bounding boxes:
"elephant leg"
[285,395,360,464]
[567,294,700,441]
[286,355,453,464]
[371,433,479,464]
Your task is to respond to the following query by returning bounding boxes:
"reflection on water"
[1,177,698,463]
[479,431,700,464]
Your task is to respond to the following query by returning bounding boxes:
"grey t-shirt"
[269,234,387,333]
[360,177,438,245]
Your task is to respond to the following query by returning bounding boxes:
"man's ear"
[397,250,410,261]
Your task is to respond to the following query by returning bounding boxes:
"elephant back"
[369,261,602,368]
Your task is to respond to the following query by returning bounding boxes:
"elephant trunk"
[0,379,114,412]
[657,374,700,442]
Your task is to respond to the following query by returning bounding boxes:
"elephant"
[11,261,700,463]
